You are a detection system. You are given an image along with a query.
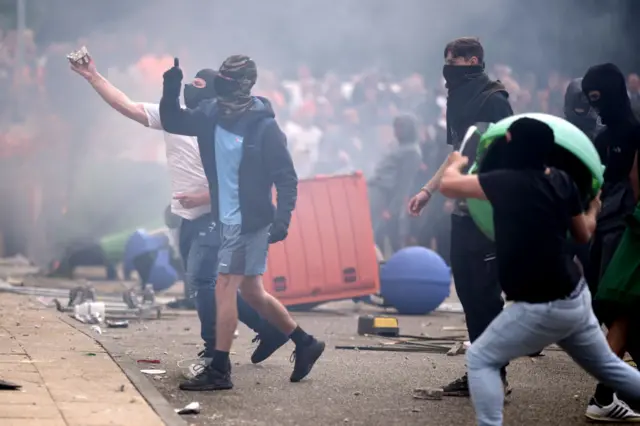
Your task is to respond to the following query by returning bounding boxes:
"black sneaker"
[167,297,196,310]
[179,365,233,391]
[442,373,512,398]
[289,338,325,382]
[443,374,470,397]
[251,332,290,364]
[196,350,231,370]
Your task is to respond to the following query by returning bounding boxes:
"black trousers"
[450,214,504,343]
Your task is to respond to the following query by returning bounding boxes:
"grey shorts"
[217,223,270,276]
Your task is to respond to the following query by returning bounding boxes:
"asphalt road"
[98,301,600,426]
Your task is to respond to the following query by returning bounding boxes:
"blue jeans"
[466,283,640,426]
[179,215,287,355]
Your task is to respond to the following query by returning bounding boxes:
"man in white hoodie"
[69,53,288,369]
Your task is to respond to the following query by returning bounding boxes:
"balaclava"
[183,68,217,109]
[582,63,634,126]
[564,78,599,136]
[214,54,258,117]
[504,117,555,171]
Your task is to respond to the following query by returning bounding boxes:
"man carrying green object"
[437,116,640,426]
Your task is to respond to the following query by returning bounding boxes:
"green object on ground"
[466,113,605,241]
[98,221,164,265]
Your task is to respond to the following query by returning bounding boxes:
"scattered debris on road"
[412,387,443,400]
[446,341,466,356]
[137,359,161,364]
[106,319,129,328]
[0,379,21,390]
[175,401,201,415]
[140,369,166,375]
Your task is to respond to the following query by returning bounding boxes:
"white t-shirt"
[142,103,210,221]
[283,120,323,179]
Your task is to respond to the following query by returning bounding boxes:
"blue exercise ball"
[123,230,168,277]
[380,247,451,315]
[147,249,179,292]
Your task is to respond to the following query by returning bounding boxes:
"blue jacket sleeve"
[262,121,298,227]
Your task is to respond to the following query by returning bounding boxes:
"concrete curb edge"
[60,315,189,426]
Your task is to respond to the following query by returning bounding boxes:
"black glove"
[162,57,183,99]
[268,221,288,244]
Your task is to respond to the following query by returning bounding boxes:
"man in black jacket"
[408,37,513,397]
[581,63,640,422]
[160,55,325,391]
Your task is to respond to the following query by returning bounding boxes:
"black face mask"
[183,84,211,109]
[183,68,218,109]
[582,63,633,126]
[213,74,241,98]
[442,64,484,90]
[564,78,599,133]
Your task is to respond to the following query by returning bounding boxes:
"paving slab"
[0,293,173,426]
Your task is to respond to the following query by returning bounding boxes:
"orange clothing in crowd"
[136,54,173,86]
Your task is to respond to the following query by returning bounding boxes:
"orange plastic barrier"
[265,172,380,307]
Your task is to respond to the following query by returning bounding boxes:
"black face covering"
[582,63,633,126]
[443,63,507,147]
[442,65,484,90]
[215,55,258,117]
[503,117,555,171]
[183,68,218,109]
[564,78,599,134]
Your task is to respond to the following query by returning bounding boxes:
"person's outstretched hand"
[69,54,97,80]
[163,57,183,98]
[408,190,431,217]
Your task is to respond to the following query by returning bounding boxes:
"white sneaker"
[586,394,640,422]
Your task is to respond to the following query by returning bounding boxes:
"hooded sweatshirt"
[160,95,297,234]
[582,63,640,289]
[583,64,640,192]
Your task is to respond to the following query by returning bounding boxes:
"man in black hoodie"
[160,55,325,392]
[581,63,640,422]
[408,37,513,397]
[564,78,603,142]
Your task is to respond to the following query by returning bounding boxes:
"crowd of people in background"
[3,28,640,263]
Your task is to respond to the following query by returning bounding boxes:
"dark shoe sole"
[442,389,511,399]
[179,382,233,391]
[290,341,326,383]
[443,390,470,397]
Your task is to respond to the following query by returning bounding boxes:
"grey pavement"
[96,301,599,426]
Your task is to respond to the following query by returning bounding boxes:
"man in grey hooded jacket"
[368,114,422,251]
